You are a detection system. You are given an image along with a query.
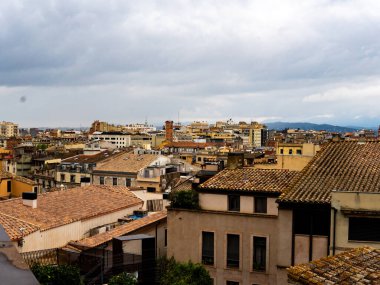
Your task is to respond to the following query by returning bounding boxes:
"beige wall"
[199,194,278,216]
[276,209,293,284]
[331,192,380,253]
[255,155,313,171]
[167,209,279,285]
[17,204,142,253]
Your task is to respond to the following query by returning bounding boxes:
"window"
[60,174,65,182]
[126,178,131,187]
[100,176,105,185]
[349,217,380,242]
[228,195,240,212]
[280,149,284,154]
[164,229,167,247]
[147,187,156,193]
[289,149,293,155]
[254,197,267,213]
[226,281,239,285]
[296,149,302,155]
[253,237,266,271]
[202,231,214,265]
[113,177,118,186]
[227,234,240,268]
[70,175,75,183]
[7,180,11,193]
[33,187,38,193]
[197,157,202,162]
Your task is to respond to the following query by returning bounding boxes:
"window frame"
[252,236,267,272]
[112,177,118,186]
[226,233,240,269]
[254,196,267,214]
[201,231,215,266]
[99,176,105,185]
[228,195,240,212]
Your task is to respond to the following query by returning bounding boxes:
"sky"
[1,0,380,128]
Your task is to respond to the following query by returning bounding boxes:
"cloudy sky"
[1,0,380,128]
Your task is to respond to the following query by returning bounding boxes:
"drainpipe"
[332,207,337,255]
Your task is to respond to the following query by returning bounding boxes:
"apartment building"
[89,132,131,148]
[276,141,380,282]
[0,121,19,137]
[92,152,172,192]
[167,168,298,285]
[56,150,117,187]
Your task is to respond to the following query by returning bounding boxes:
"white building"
[89,132,132,148]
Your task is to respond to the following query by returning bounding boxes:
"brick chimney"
[22,192,37,208]
[227,152,245,169]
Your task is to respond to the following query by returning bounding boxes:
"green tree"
[31,263,83,285]
[108,272,137,285]
[169,190,199,209]
[158,257,212,285]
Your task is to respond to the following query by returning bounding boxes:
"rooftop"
[0,185,143,240]
[287,247,380,284]
[199,168,298,194]
[71,211,167,248]
[61,150,116,164]
[279,141,380,205]
[94,153,159,173]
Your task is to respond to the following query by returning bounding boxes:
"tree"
[31,264,83,285]
[169,190,199,209]
[158,257,212,285]
[108,272,137,285]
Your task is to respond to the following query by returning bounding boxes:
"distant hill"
[264,122,366,132]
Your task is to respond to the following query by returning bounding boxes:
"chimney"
[227,152,245,170]
[22,192,37,209]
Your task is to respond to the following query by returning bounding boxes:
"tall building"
[0,121,19,137]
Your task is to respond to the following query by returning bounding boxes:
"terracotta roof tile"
[0,213,39,240]
[199,168,299,194]
[172,177,193,192]
[94,153,159,173]
[0,185,143,237]
[73,211,167,248]
[279,141,380,204]
[287,247,380,284]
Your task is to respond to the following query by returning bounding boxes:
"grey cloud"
[1,0,380,127]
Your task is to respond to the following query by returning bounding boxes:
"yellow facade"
[0,177,37,198]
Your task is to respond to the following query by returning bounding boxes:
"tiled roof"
[0,213,39,240]
[198,168,299,194]
[279,141,380,204]
[172,177,193,192]
[62,150,116,164]
[94,153,159,173]
[0,171,13,179]
[0,185,143,239]
[73,211,167,248]
[287,247,380,284]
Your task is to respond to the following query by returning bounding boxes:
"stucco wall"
[167,209,279,285]
[331,192,380,252]
[199,194,278,216]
